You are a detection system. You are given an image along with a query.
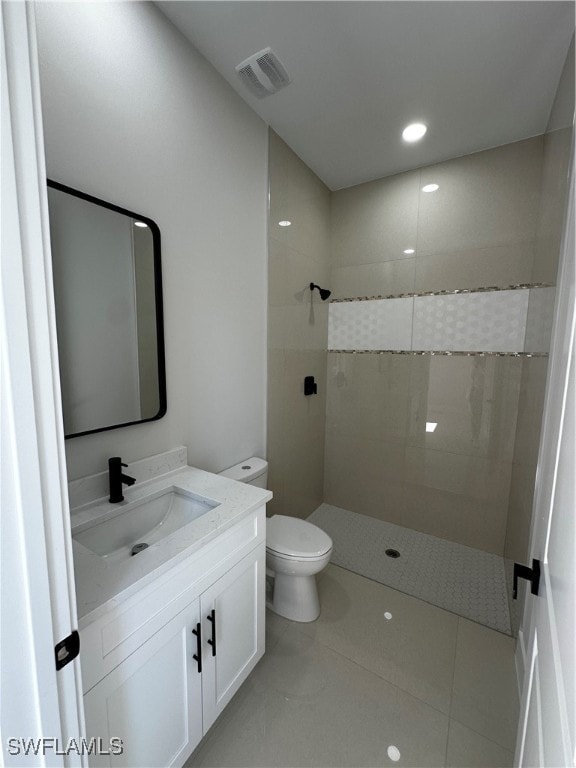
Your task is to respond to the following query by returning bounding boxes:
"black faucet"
[108,457,136,503]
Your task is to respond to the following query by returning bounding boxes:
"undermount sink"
[73,488,219,558]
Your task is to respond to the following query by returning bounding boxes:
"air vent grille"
[237,65,270,99]
[235,47,291,99]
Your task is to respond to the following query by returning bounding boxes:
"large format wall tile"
[267,131,330,520]
[331,257,415,299]
[414,242,534,294]
[407,355,522,461]
[417,137,543,257]
[331,170,420,267]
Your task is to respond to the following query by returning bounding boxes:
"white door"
[200,547,265,732]
[515,144,575,767]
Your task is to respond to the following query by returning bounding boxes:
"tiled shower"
[266,38,573,635]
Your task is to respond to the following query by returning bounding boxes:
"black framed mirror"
[47,180,167,438]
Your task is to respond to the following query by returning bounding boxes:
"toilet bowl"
[266,515,332,622]
[218,459,332,623]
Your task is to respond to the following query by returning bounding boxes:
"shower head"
[310,282,331,301]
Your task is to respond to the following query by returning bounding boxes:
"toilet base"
[267,572,320,622]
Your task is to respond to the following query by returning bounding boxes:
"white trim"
[1,3,84,765]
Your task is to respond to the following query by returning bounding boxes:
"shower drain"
[385,548,401,559]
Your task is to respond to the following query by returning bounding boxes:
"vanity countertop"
[71,466,272,629]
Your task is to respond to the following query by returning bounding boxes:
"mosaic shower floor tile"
[307,504,512,635]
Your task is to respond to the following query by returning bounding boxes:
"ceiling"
[159,1,574,190]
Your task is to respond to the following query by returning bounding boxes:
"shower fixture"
[310,283,331,301]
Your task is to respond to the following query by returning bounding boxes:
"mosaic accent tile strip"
[331,282,554,303]
[412,289,529,353]
[328,285,554,355]
[308,503,512,635]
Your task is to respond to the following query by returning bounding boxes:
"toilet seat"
[266,515,332,559]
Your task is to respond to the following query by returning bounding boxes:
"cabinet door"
[83,602,203,768]
[200,545,265,731]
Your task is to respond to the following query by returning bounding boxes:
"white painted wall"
[35,2,268,480]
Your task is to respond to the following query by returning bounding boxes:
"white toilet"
[218,458,333,623]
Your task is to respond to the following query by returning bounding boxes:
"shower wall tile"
[414,242,535,294]
[407,355,522,461]
[404,448,512,507]
[331,257,415,300]
[524,287,556,354]
[417,137,543,257]
[329,296,413,350]
[269,237,330,307]
[267,131,330,520]
[324,430,407,522]
[326,353,412,445]
[269,132,331,263]
[411,290,529,353]
[533,126,573,284]
[331,169,420,267]
[401,484,508,555]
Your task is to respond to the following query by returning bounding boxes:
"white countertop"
[71,466,272,629]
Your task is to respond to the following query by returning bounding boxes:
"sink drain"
[385,548,401,559]
[131,543,149,556]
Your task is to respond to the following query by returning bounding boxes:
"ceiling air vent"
[235,47,291,99]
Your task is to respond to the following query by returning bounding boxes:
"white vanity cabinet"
[79,507,266,768]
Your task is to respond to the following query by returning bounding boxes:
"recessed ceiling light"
[134,221,148,228]
[278,220,292,227]
[422,184,439,193]
[403,248,415,254]
[426,422,438,432]
[402,123,427,143]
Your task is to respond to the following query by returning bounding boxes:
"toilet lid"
[266,515,332,559]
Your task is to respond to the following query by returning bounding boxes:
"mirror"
[47,180,166,438]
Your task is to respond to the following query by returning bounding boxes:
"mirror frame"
[47,179,167,439]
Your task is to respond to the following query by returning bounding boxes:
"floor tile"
[308,504,511,633]
[187,624,449,767]
[451,619,519,751]
[298,564,458,713]
[446,720,514,767]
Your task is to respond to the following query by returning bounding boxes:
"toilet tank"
[218,457,268,489]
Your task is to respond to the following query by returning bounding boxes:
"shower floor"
[307,504,512,635]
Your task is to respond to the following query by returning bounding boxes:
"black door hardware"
[207,609,217,657]
[304,376,317,396]
[192,622,202,673]
[513,558,541,600]
[55,630,80,670]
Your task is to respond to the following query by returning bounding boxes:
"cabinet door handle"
[207,609,217,657]
[192,622,202,673]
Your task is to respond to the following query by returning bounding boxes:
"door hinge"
[55,630,80,670]
[513,558,541,600]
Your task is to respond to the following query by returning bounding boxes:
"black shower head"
[310,282,331,301]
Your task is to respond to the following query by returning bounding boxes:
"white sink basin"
[73,488,219,558]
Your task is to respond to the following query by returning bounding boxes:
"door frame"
[1,2,85,765]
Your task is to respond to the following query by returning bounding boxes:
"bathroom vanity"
[71,460,271,767]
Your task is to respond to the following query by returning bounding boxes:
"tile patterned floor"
[186,565,519,768]
[307,504,512,635]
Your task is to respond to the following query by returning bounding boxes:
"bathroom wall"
[505,36,574,564]
[36,2,268,481]
[325,136,546,555]
[267,131,331,518]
